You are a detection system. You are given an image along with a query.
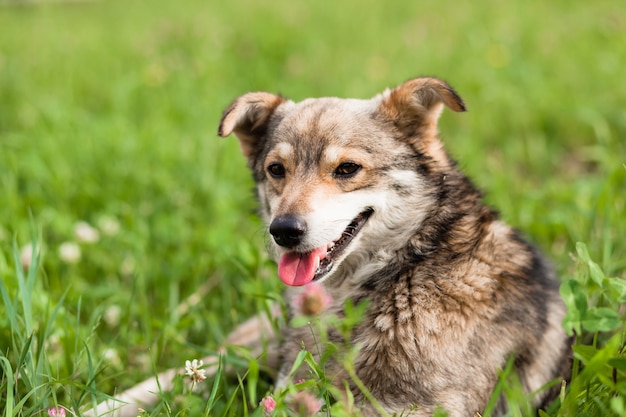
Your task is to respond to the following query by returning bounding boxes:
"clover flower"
[288,391,322,417]
[120,255,136,276]
[58,241,81,264]
[259,395,276,415]
[104,304,122,327]
[293,282,333,316]
[184,359,206,384]
[97,215,120,236]
[20,242,39,270]
[74,221,100,243]
[47,407,66,417]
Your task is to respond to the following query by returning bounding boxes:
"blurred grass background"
[0,0,624,415]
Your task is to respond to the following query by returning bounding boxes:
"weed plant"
[0,0,624,416]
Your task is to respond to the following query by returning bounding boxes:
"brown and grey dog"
[90,78,571,417]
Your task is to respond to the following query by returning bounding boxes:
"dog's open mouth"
[277,208,373,286]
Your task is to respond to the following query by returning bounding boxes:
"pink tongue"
[278,247,328,286]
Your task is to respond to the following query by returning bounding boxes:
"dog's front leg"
[84,306,280,417]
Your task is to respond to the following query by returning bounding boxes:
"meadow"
[0,0,625,415]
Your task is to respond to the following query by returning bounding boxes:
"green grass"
[0,0,625,415]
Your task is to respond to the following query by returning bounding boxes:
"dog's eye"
[334,162,361,178]
[267,163,286,178]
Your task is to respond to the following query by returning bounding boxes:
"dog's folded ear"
[378,77,466,138]
[218,92,287,158]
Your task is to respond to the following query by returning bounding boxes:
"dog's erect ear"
[218,92,287,159]
[378,77,466,138]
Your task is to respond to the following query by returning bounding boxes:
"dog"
[89,77,571,417]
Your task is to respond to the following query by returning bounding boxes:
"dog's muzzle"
[269,215,307,248]
[271,209,374,286]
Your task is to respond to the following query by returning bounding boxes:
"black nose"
[269,215,307,248]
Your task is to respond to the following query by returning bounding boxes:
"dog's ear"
[218,92,287,159]
[378,77,466,139]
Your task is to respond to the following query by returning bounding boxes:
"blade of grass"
[12,239,37,335]
[0,355,15,417]
[0,275,19,343]
[204,354,224,416]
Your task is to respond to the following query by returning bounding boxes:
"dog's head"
[218,77,465,287]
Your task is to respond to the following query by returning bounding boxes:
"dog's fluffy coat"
[90,77,571,417]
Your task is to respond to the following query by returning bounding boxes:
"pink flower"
[260,395,276,414]
[288,391,322,416]
[47,407,66,417]
[20,243,39,270]
[293,283,333,316]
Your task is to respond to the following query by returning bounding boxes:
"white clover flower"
[104,304,122,327]
[74,221,100,243]
[184,359,207,384]
[20,243,40,270]
[103,348,121,366]
[58,242,81,264]
[97,215,120,236]
[120,256,135,276]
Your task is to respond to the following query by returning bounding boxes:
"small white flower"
[104,304,122,327]
[74,221,100,243]
[184,359,207,384]
[120,256,135,276]
[97,216,120,236]
[44,334,62,352]
[58,242,81,264]
[20,243,40,270]
[103,348,121,366]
